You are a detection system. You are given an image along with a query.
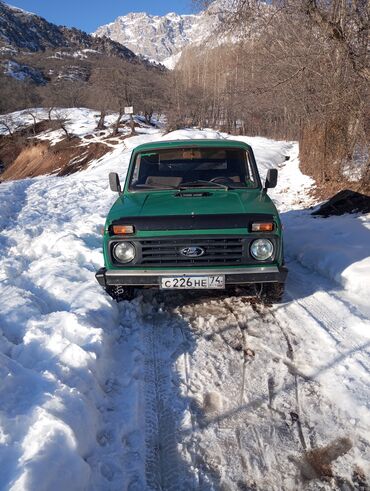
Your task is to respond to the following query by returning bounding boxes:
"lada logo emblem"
[180,247,205,258]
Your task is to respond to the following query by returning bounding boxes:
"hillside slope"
[0,1,136,59]
[0,108,158,180]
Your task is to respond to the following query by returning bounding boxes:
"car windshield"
[128,147,258,191]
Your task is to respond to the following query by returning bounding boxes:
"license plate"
[160,275,225,290]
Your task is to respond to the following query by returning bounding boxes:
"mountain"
[0,2,166,113]
[0,2,136,60]
[94,7,226,68]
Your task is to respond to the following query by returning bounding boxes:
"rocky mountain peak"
[0,1,136,60]
[93,7,218,67]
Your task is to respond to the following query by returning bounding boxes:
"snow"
[285,211,370,304]
[93,1,257,66]
[161,52,182,70]
[5,3,35,16]
[268,145,370,315]
[1,60,45,84]
[94,8,214,65]
[0,113,369,489]
[3,60,28,81]
[0,46,18,55]
[48,50,100,60]
[0,107,161,147]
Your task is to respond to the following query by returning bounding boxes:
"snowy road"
[0,116,369,490]
[85,276,369,490]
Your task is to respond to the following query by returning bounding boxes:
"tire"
[258,282,285,303]
[105,285,135,302]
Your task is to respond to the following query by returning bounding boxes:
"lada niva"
[96,139,287,301]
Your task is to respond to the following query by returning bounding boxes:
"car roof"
[132,139,252,153]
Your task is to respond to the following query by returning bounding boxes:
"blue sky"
[8,0,198,32]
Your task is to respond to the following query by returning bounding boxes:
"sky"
[7,0,199,32]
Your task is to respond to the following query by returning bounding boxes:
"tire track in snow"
[177,322,201,490]
[87,301,147,491]
[141,298,197,491]
[87,296,194,491]
[0,179,34,231]
[144,316,180,490]
[89,284,369,490]
[277,261,370,479]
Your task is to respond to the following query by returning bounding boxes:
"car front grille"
[139,237,244,266]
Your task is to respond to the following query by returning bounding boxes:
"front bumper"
[95,265,288,288]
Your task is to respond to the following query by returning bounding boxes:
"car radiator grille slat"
[139,237,244,266]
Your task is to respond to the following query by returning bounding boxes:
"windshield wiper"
[179,180,229,190]
[133,184,178,190]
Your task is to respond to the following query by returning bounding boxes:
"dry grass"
[1,138,109,181]
[300,437,353,480]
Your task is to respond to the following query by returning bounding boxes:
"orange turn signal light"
[251,222,274,232]
[112,225,135,235]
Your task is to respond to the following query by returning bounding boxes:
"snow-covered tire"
[105,285,135,302]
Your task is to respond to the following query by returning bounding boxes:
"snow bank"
[161,130,294,179]
[285,210,370,304]
[0,174,120,488]
[273,144,370,311]
[231,135,294,178]
[0,129,157,489]
[161,127,227,141]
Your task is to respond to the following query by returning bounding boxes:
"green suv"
[96,139,287,301]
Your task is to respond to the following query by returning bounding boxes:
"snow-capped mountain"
[0,1,163,93]
[0,1,136,60]
[94,8,224,67]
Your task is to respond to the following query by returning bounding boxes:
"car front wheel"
[105,285,135,302]
[257,283,285,303]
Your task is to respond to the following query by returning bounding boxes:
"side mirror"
[265,169,278,189]
[109,172,122,194]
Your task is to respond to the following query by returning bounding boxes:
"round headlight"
[250,239,274,261]
[113,242,136,263]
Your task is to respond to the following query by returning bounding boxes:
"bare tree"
[23,109,40,135]
[0,114,23,137]
[184,0,370,189]
[108,67,135,135]
[53,109,72,139]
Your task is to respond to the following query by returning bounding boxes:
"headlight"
[250,239,274,261]
[113,242,136,263]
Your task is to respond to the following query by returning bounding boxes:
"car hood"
[107,190,278,224]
